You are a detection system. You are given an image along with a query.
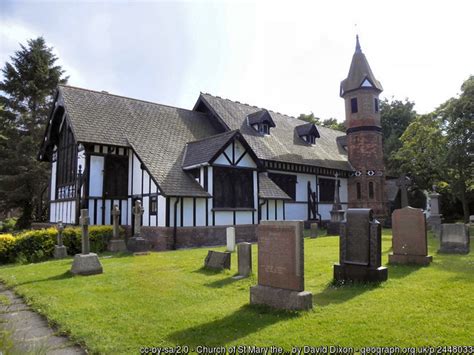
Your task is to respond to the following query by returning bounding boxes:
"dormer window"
[247,109,276,135]
[296,123,320,145]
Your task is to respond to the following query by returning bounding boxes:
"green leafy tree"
[0,37,68,228]
[297,113,345,132]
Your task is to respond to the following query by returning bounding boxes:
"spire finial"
[355,34,361,53]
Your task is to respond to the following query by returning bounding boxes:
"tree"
[380,98,417,176]
[0,37,68,228]
[297,113,345,132]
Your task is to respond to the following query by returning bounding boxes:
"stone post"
[328,173,345,235]
[71,208,103,275]
[427,190,442,236]
[396,176,412,208]
[133,200,144,237]
[226,227,235,252]
[310,223,318,238]
[127,200,151,254]
[108,205,127,252]
[236,242,252,278]
[53,220,68,259]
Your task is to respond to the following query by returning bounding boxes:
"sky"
[1,0,473,121]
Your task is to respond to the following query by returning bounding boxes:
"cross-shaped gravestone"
[57,220,64,246]
[133,200,144,237]
[112,204,120,239]
[333,172,342,210]
[79,208,90,254]
[396,176,412,208]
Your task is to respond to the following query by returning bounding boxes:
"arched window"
[369,182,374,199]
[356,182,361,200]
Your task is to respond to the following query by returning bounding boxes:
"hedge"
[0,226,118,264]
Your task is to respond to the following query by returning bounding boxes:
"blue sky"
[1,0,473,121]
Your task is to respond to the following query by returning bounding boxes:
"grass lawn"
[0,229,473,354]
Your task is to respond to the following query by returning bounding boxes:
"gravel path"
[0,283,86,354]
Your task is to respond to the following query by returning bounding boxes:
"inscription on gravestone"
[204,250,231,270]
[345,211,371,265]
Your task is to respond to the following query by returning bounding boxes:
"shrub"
[0,225,115,264]
[0,218,18,233]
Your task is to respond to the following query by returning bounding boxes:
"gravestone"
[107,205,127,252]
[70,209,103,275]
[127,200,151,253]
[469,215,474,226]
[235,242,252,278]
[250,221,312,310]
[334,209,387,282]
[204,250,231,270]
[327,173,345,235]
[310,223,318,238]
[389,207,432,265]
[438,223,470,254]
[427,190,442,236]
[226,227,236,252]
[396,176,412,208]
[53,221,68,259]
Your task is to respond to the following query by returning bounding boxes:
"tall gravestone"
[226,227,236,252]
[396,176,412,208]
[53,221,68,259]
[250,221,312,310]
[70,209,103,275]
[439,223,470,254]
[127,200,151,253]
[235,242,252,278]
[334,209,387,282]
[107,205,127,252]
[427,190,442,236]
[389,207,432,265]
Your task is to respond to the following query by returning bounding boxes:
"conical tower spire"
[355,34,361,53]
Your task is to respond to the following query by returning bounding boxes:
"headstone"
[327,173,345,235]
[469,215,474,226]
[334,209,388,282]
[107,205,127,252]
[204,250,231,270]
[250,221,312,310]
[389,207,432,265]
[396,176,412,208]
[226,227,236,252]
[438,223,470,254]
[70,209,103,275]
[310,223,318,238]
[53,221,68,259]
[427,190,442,236]
[236,242,252,278]
[127,200,151,253]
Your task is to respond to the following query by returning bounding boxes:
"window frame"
[319,178,335,203]
[351,97,358,113]
[213,166,254,209]
[150,195,158,215]
[103,154,129,198]
[268,172,297,201]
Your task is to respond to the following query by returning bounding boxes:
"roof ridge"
[186,129,239,144]
[59,84,208,116]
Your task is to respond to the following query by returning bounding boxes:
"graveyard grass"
[0,229,473,354]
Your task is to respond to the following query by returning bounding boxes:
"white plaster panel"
[195,198,206,227]
[89,156,104,197]
[214,153,231,166]
[143,170,150,194]
[158,195,166,227]
[121,200,128,225]
[295,173,317,202]
[50,161,57,201]
[96,200,103,225]
[236,211,252,225]
[183,198,194,227]
[132,154,142,195]
[214,211,233,226]
[142,196,149,226]
[284,202,307,221]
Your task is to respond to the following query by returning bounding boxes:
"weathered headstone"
[469,215,474,226]
[427,189,442,236]
[70,209,103,275]
[250,221,312,310]
[310,222,318,238]
[204,250,231,270]
[396,176,412,208]
[107,205,127,252]
[53,221,68,259]
[327,173,345,235]
[226,227,236,252]
[236,242,252,278]
[334,209,388,282]
[389,207,432,265]
[438,223,470,254]
[127,200,151,253]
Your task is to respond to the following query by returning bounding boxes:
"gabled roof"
[55,85,219,197]
[258,173,292,200]
[340,36,383,96]
[196,93,351,171]
[295,123,320,138]
[247,109,276,127]
[182,130,259,169]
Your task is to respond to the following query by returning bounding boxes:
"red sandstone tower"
[340,36,387,220]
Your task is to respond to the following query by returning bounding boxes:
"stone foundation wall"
[139,225,258,251]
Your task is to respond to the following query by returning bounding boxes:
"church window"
[369,182,374,199]
[104,155,129,197]
[259,123,269,135]
[213,167,254,208]
[268,172,297,200]
[356,182,361,200]
[374,98,379,113]
[150,196,157,215]
[351,98,358,113]
[56,124,77,199]
[319,178,335,202]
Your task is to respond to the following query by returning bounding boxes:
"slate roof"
[59,85,219,197]
[340,36,383,96]
[198,93,351,171]
[247,110,276,127]
[295,123,320,138]
[258,173,292,200]
[182,130,239,169]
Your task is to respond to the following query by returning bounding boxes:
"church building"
[38,37,387,242]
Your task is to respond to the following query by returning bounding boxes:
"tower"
[340,36,387,219]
